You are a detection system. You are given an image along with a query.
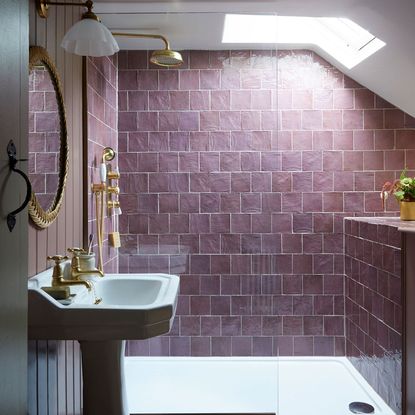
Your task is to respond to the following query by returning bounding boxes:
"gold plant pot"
[400,201,415,220]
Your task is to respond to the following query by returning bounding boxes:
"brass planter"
[400,201,415,220]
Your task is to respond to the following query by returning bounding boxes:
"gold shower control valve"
[107,170,120,180]
[107,185,120,194]
[107,200,120,209]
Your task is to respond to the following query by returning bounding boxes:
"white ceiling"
[95,0,415,117]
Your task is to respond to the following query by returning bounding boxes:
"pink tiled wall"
[87,56,119,272]
[117,49,414,357]
[28,67,60,210]
[345,218,402,413]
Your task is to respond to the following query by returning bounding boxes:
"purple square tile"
[170,337,190,356]
[231,336,252,356]
[294,337,314,356]
[190,337,210,356]
[253,337,273,356]
[212,337,232,356]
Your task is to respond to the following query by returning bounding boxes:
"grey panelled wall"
[0,0,28,413]
[28,0,83,413]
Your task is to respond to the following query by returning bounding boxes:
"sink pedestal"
[80,340,128,415]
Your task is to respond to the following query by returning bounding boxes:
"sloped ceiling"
[95,0,415,117]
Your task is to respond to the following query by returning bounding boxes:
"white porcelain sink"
[28,265,180,414]
[28,266,180,341]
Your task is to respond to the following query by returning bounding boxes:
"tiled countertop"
[345,216,415,232]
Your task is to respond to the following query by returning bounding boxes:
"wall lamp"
[36,0,120,57]
[35,0,183,66]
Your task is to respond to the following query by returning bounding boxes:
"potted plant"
[381,169,415,220]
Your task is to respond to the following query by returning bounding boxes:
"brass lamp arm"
[37,0,94,18]
[112,32,170,50]
[41,1,90,6]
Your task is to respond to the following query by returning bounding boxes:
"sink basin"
[93,278,163,306]
[28,266,180,341]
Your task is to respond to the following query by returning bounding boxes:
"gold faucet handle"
[47,255,69,280]
[47,255,69,265]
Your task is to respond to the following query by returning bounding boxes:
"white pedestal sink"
[28,267,179,415]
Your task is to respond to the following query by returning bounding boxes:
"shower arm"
[111,32,170,50]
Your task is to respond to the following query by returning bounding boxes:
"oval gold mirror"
[28,46,68,228]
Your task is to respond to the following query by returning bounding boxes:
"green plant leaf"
[394,190,405,200]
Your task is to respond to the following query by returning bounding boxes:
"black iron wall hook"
[6,140,32,232]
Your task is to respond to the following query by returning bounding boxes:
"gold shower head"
[150,49,183,68]
[112,32,183,68]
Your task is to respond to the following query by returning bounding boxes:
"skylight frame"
[222,14,386,69]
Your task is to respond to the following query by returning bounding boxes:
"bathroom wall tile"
[281,110,301,130]
[211,336,232,356]
[221,68,240,90]
[396,130,415,149]
[343,110,363,129]
[210,52,230,70]
[179,70,199,90]
[302,110,323,130]
[385,150,405,171]
[345,219,402,413]
[314,336,334,356]
[312,131,332,151]
[159,71,179,91]
[87,56,119,276]
[200,70,221,90]
[208,91,228,112]
[374,130,395,150]
[404,113,415,127]
[355,89,374,109]
[127,51,148,70]
[332,131,353,150]
[170,337,190,356]
[253,336,273,356]
[252,90,272,110]
[321,151,341,172]
[231,336,252,356]
[273,336,294,356]
[294,336,314,355]
[118,112,137,131]
[137,70,159,90]
[323,110,342,130]
[240,69,262,89]
[119,70,137,90]
[191,337,211,356]
[364,110,384,130]
[117,49,410,361]
[333,89,354,109]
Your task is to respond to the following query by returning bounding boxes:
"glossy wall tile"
[345,218,402,414]
[87,55,119,272]
[117,49,415,357]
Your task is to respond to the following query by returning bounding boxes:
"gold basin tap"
[67,248,104,279]
[47,255,92,291]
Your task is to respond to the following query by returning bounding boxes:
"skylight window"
[222,14,386,69]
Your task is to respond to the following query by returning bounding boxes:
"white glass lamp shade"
[61,18,119,57]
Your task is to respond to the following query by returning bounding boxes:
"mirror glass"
[28,64,60,210]
[28,46,68,228]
